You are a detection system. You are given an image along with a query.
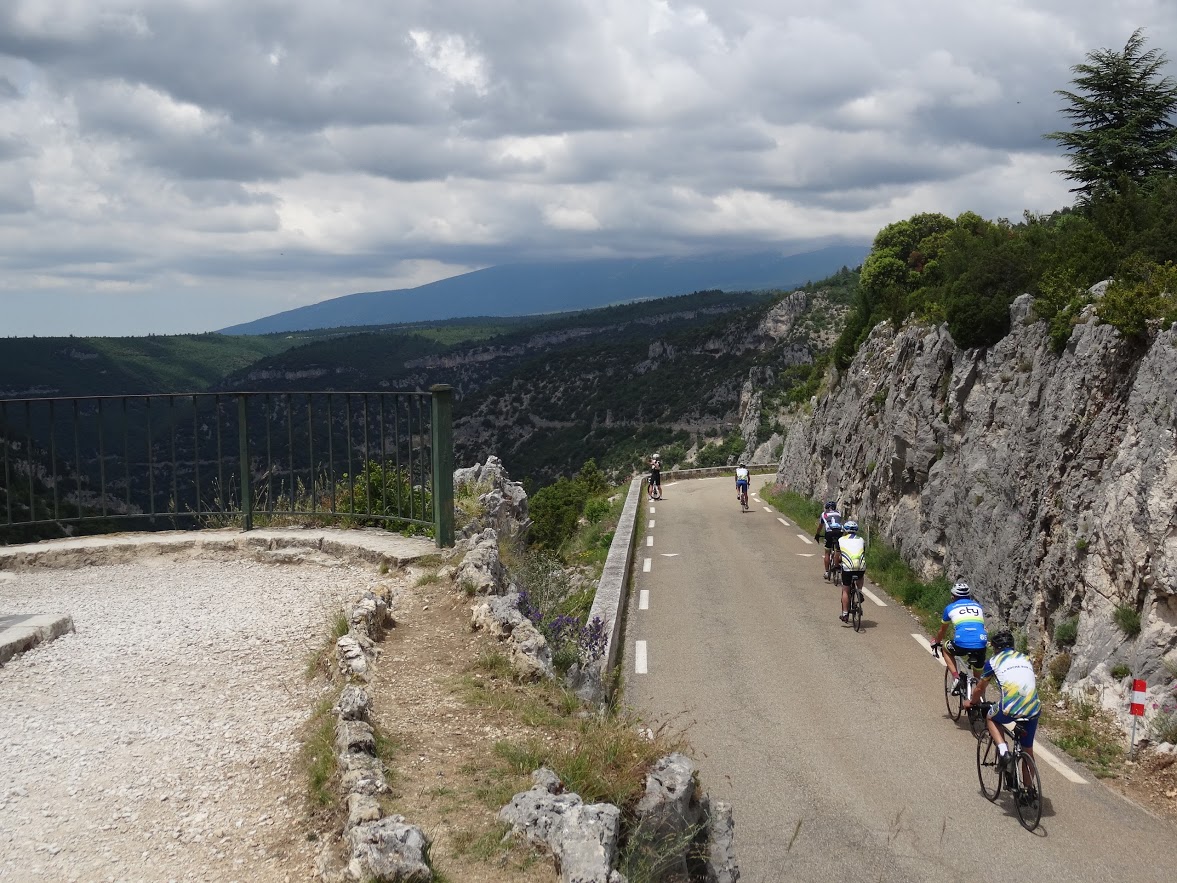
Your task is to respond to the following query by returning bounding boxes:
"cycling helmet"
[951,580,971,598]
[843,520,859,534]
[825,500,837,511]
[989,629,1014,652]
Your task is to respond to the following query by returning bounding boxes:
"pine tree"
[1046,29,1177,202]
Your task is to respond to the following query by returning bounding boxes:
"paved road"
[623,476,1175,883]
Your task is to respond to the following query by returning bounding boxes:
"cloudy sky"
[0,1,1173,337]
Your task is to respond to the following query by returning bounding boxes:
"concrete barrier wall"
[587,477,642,680]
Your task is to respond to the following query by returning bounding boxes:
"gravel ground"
[0,552,382,882]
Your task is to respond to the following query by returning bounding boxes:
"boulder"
[701,795,740,883]
[346,816,432,882]
[453,529,510,595]
[335,685,371,722]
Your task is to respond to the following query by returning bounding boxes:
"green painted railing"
[0,386,455,547]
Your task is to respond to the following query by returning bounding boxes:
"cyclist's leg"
[839,570,850,618]
[942,642,959,681]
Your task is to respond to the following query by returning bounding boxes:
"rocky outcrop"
[470,592,555,680]
[454,454,531,541]
[775,290,1177,704]
[500,759,739,883]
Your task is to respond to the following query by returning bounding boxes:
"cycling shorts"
[650,470,661,486]
[945,640,987,671]
[823,532,842,550]
[736,479,749,489]
[840,569,864,587]
[988,708,1039,748]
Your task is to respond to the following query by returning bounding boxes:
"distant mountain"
[218,245,869,335]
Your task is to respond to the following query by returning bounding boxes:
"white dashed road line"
[643,558,651,573]
[796,534,813,545]
[639,590,649,610]
[777,517,791,527]
[909,634,1087,784]
[763,506,772,512]
[649,506,656,514]
[635,641,648,674]
[646,536,653,547]
[862,587,888,607]
[649,520,656,528]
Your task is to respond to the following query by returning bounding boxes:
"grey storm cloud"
[0,0,1174,336]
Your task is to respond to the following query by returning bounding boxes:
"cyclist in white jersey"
[735,463,750,507]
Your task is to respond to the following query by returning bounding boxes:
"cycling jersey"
[735,467,749,485]
[819,510,842,533]
[984,649,1040,719]
[940,598,987,650]
[838,535,866,571]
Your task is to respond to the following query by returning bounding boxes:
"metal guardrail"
[0,386,455,547]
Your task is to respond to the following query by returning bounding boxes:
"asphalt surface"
[623,476,1176,883]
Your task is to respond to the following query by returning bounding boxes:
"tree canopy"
[1046,29,1177,202]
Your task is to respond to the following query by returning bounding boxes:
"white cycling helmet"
[843,520,859,534]
[951,580,971,598]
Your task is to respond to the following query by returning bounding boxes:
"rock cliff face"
[776,294,1177,686]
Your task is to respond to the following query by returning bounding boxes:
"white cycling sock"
[997,744,1008,756]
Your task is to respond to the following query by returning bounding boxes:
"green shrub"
[1049,652,1073,686]
[696,433,746,468]
[1053,617,1078,646]
[1113,604,1141,638]
[583,498,611,524]
[1110,663,1132,679]
[1075,537,1089,553]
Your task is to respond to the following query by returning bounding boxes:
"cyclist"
[930,581,988,698]
[814,501,843,580]
[734,462,750,508]
[837,520,866,623]
[647,453,662,500]
[965,629,1041,780]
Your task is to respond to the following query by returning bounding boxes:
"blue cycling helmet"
[843,520,859,534]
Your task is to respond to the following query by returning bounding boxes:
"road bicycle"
[737,485,749,512]
[845,571,864,632]
[975,702,1043,831]
[647,479,662,501]
[932,645,993,737]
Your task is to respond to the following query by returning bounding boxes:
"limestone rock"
[336,635,370,680]
[336,719,376,755]
[633,753,703,876]
[335,685,371,722]
[774,300,1177,694]
[453,529,510,595]
[701,795,740,883]
[346,816,432,882]
[346,793,382,830]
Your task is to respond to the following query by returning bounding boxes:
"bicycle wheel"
[851,587,864,632]
[944,666,963,721]
[977,734,1003,800]
[1014,753,1043,831]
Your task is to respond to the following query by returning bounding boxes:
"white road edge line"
[777,517,791,527]
[910,634,1087,785]
[762,506,772,512]
[1035,744,1087,784]
[646,536,653,547]
[635,640,648,674]
[912,633,944,665]
[639,590,649,610]
[649,506,656,514]
[643,558,651,573]
[862,587,888,607]
[649,520,655,528]
[796,534,813,545]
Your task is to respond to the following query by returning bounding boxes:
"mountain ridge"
[218,245,868,335]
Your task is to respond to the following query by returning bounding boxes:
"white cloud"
[0,0,1173,334]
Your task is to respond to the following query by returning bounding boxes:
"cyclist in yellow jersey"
[837,520,866,622]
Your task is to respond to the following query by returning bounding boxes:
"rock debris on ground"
[0,552,384,882]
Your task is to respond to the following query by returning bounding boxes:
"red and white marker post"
[1130,678,1147,755]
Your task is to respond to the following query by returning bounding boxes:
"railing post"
[430,384,455,548]
[237,394,253,531]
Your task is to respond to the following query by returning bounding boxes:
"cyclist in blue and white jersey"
[734,463,750,507]
[965,629,1041,771]
[814,501,842,580]
[930,581,988,698]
